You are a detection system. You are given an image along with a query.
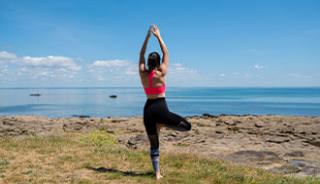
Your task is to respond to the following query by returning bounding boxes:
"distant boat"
[30,89,41,97]
[72,115,90,118]
[109,95,117,98]
[30,93,41,96]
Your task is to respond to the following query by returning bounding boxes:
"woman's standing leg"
[144,103,162,179]
[147,134,161,179]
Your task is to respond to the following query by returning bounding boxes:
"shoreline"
[1,113,319,119]
[1,114,320,177]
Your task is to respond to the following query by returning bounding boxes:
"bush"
[80,130,117,152]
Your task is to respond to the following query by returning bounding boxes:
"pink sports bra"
[144,70,166,95]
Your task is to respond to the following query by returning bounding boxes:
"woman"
[139,25,192,180]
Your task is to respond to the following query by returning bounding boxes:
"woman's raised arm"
[151,25,169,75]
[139,27,152,73]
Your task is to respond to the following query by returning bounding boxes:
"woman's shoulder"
[155,68,166,77]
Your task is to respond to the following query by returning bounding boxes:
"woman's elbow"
[162,50,169,57]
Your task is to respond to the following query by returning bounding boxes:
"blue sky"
[0,0,319,87]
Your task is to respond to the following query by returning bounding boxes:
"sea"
[0,87,319,117]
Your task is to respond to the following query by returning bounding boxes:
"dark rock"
[306,140,320,148]
[111,119,127,123]
[299,131,307,135]
[215,122,222,126]
[4,128,32,136]
[127,139,138,149]
[106,130,115,134]
[185,115,201,119]
[224,119,241,126]
[117,137,126,144]
[226,150,282,165]
[270,164,301,174]
[63,122,86,131]
[2,119,16,126]
[167,132,177,137]
[265,136,290,144]
[285,151,304,157]
[289,160,320,176]
[227,126,240,132]
[275,133,290,137]
[126,127,143,133]
[196,140,206,143]
[247,130,258,135]
[202,113,218,118]
[280,128,295,134]
[126,134,147,149]
[254,121,266,128]
[194,128,200,135]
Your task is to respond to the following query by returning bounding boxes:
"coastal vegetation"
[0,129,319,183]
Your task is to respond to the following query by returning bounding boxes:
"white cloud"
[288,73,312,79]
[253,64,265,70]
[0,66,8,76]
[16,56,81,79]
[88,60,199,86]
[0,50,81,80]
[171,63,197,74]
[22,56,81,71]
[166,63,201,86]
[90,59,130,68]
[87,59,139,85]
[219,72,254,79]
[0,51,17,59]
[89,59,137,77]
[0,51,17,62]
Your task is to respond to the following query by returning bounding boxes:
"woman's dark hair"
[147,52,161,71]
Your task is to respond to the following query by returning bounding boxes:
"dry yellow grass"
[0,130,319,184]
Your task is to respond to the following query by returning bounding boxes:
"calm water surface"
[0,87,319,117]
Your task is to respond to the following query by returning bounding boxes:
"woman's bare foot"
[156,123,165,134]
[156,172,163,180]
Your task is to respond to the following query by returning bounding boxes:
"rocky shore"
[0,114,319,177]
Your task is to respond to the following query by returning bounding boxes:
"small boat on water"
[109,95,117,98]
[30,93,41,96]
[72,115,90,118]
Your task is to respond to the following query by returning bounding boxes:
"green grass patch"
[0,159,9,176]
[80,130,117,152]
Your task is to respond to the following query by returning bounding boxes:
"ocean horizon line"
[1,86,320,90]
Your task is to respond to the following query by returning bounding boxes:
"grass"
[0,130,319,184]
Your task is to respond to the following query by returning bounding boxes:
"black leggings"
[143,97,191,172]
[144,97,191,136]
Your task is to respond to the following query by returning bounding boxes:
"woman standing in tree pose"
[139,25,192,180]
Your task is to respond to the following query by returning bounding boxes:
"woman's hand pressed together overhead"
[151,25,161,38]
